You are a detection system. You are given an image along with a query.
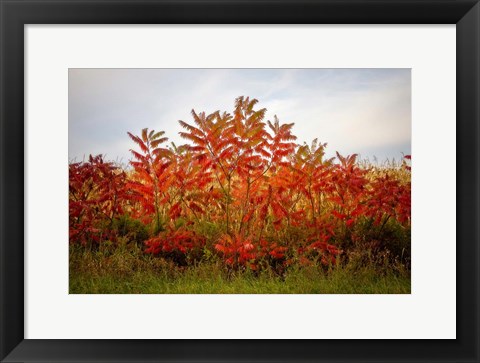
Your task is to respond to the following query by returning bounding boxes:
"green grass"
[69,245,410,294]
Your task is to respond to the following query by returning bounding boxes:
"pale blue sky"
[69,68,411,165]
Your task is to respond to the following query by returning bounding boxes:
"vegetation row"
[69,96,411,275]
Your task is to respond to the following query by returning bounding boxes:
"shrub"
[111,215,150,245]
[144,227,206,266]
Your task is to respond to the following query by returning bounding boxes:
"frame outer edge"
[0,0,4,358]
[0,1,25,362]
[0,0,479,362]
[457,1,480,361]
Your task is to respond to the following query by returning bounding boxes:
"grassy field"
[69,245,410,294]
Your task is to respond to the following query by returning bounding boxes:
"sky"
[69,68,411,165]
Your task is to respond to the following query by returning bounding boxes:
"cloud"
[69,68,411,164]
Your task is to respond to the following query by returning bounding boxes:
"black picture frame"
[1,1,479,362]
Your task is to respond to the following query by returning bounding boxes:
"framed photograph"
[1,0,478,362]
